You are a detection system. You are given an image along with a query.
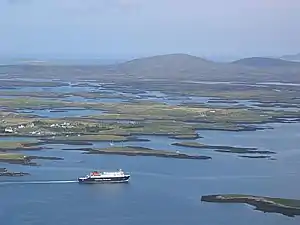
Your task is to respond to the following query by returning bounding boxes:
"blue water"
[1,123,300,225]
[1,81,300,224]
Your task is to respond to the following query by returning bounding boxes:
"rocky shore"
[201,194,300,217]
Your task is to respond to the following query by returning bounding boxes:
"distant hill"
[232,57,300,67]
[108,53,267,81]
[118,54,215,69]
[1,53,300,83]
[114,54,216,75]
[280,53,300,62]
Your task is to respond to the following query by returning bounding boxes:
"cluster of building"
[49,122,74,128]
[3,121,75,136]
[4,123,35,134]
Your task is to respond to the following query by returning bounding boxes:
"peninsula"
[201,194,300,217]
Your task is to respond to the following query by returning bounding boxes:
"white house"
[4,127,14,133]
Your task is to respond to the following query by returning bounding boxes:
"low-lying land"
[239,155,274,159]
[0,141,43,151]
[1,88,299,147]
[0,153,36,165]
[171,134,200,140]
[78,146,212,160]
[207,99,240,104]
[172,142,275,154]
[201,194,300,217]
[0,167,29,176]
[0,153,63,165]
[45,134,129,142]
[0,111,270,140]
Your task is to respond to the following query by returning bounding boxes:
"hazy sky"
[1,0,300,59]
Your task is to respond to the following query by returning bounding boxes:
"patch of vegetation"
[171,134,200,140]
[0,153,26,160]
[0,153,35,165]
[172,141,275,154]
[81,146,212,160]
[0,98,66,110]
[0,167,29,177]
[0,141,43,151]
[0,80,68,88]
[216,149,275,154]
[201,194,300,217]
[207,99,240,104]
[1,97,299,140]
[0,91,68,99]
[239,155,273,159]
[47,134,128,142]
[0,153,63,165]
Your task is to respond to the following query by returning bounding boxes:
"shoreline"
[72,146,212,160]
[201,194,300,217]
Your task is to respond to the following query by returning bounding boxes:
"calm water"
[1,123,300,225]
[1,82,300,225]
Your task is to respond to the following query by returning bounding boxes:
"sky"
[1,0,300,60]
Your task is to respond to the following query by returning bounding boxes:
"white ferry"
[78,169,130,183]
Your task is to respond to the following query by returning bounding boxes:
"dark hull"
[78,175,130,184]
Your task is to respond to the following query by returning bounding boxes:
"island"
[1,97,299,141]
[0,141,43,151]
[0,153,36,165]
[201,194,300,217]
[171,134,200,140]
[0,153,63,165]
[0,167,29,176]
[239,155,274,159]
[172,142,275,154]
[71,146,212,160]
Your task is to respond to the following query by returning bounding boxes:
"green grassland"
[1,98,299,140]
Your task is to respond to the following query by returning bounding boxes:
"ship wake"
[0,180,77,185]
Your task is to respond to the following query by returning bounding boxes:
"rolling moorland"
[1,54,300,83]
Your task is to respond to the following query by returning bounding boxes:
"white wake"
[0,180,78,185]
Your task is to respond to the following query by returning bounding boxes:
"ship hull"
[78,175,130,184]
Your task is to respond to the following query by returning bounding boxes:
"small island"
[76,146,212,160]
[0,167,29,176]
[0,141,43,151]
[0,153,63,165]
[0,153,35,165]
[172,142,275,154]
[239,155,274,159]
[171,134,200,140]
[40,134,149,146]
[201,194,300,217]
